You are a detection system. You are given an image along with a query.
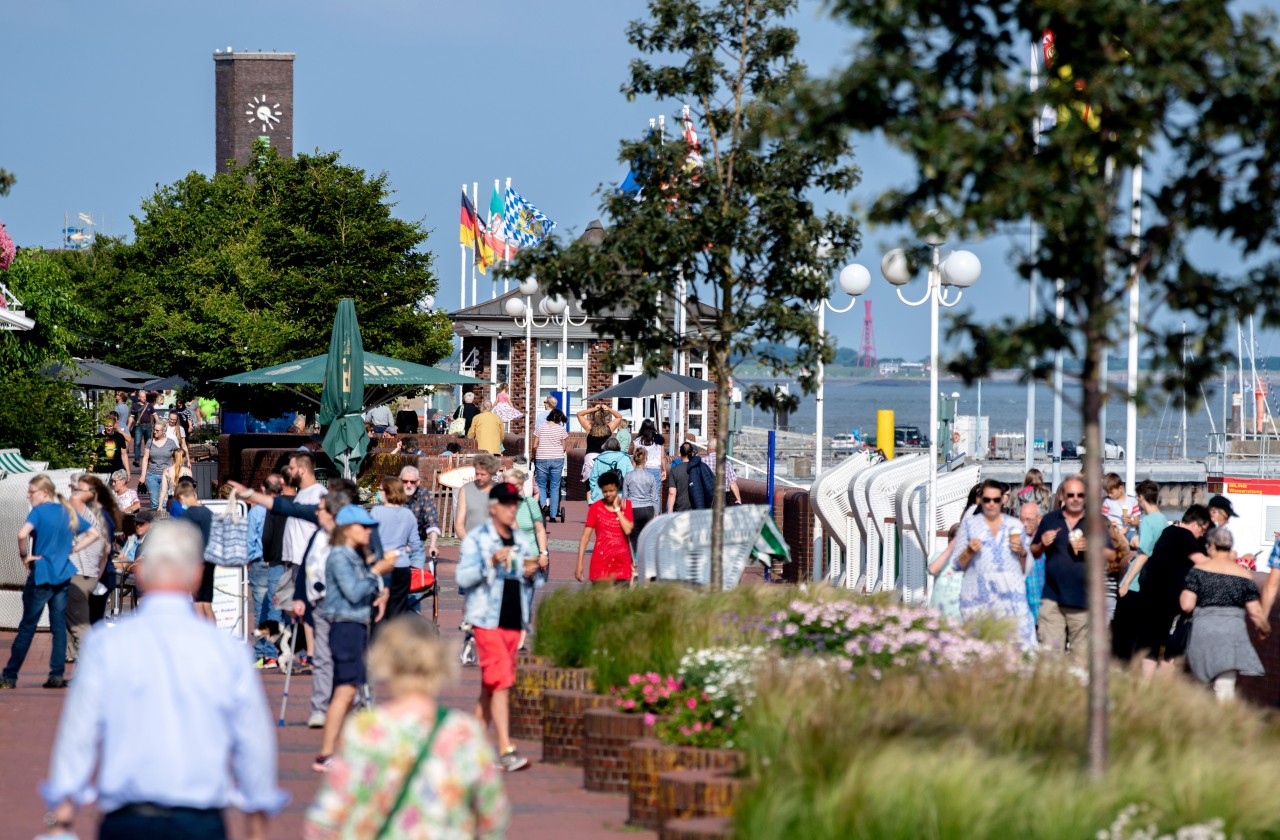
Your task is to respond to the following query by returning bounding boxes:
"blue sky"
[1,0,1274,362]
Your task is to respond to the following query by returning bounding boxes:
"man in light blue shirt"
[41,519,287,840]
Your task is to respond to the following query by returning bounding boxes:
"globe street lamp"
[505,276,547,460]
[808,264,873,478]
[880,227,981,560]
[807,263,871,581]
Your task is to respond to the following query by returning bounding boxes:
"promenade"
[0,501,652,840]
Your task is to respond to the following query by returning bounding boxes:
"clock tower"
[213,50,295,173]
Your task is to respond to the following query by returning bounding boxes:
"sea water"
[736,377,1232,459]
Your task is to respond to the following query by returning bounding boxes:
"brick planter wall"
[542,690,612,766]
[583,707,659,793]
[510,666,594,743]
[657,769,753,830]
[661,817,733,840]
[628,739,745,830]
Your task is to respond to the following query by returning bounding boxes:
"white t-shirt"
[284,482,327,565]
[1101,495,1138,527]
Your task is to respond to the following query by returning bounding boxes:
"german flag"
[460,189,479,248]
[460,189,495,274]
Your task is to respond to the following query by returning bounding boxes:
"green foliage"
[513,0,859,583]
[0,248,97,370]
[735,662,1280,838]
[57,148,454,396]
[0,372,97,468]
[799,0,1280,398]
[531,582,839,689]
[0,167,13,196]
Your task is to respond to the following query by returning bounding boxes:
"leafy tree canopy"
[797,0,1280,774]
[60,147,453,396]
[511,0,859,585]
[0,248,97,370]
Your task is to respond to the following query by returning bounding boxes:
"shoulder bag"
[207,502,251,566]
[446,406,467,437]
[373,707,450,840]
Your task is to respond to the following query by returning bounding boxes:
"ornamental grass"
[735,659,1280,839]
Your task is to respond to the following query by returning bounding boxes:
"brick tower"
[213,50,295,173]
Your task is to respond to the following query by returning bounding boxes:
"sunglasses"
[981,496,1003,503]
[1065,492,1085,499]
[402,479,419,485]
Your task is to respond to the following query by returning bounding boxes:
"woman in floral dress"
[305,616,509,840]
[954,479,1035,648]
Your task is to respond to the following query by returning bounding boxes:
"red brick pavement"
[0,502,655,840]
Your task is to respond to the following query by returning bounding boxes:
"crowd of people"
[930,467,1275,703]
[27,386,1280,835]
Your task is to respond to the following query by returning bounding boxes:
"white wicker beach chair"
[898,464,981,605]
[811,451,880,587]
[636,505,791,589]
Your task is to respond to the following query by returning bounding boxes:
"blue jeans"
[247,561,285,658]
[131,424,150,461]
[3,576,69,682]
[535,458,563,518]
[145,472,163,510]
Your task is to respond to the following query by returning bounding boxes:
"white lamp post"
[809,264,873,478]
[807,263,871,581]
[879,228,981,561]
[524,292,588,431]
[505,276,549,460]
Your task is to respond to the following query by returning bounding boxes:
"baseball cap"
[135,510,155,524]
[488,482,522,505]
[335,505,378,527]
[1207,495,1238,518]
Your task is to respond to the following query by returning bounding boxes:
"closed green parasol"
[318,299,369,479]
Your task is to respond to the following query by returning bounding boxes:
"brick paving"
[0,501,655,840]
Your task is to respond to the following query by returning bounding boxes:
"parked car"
[1046,440,1079,459]
[895,426,928,447]
[1077,437,1125,460]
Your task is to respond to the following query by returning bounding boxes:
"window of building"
[537,340,587,430]
[686,349,706,437]
[492,338,511,403]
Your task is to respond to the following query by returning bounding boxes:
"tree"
[60,147,453,399]
[512,0,859,586]
[800,0,1280,772]
[0,167,13,196]
[0,249,99,467]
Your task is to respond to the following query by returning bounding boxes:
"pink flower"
[623,699,636,710]
[628,674,642,685]
[648,673,661,685]
[693,722,704,732]
[644,713,656,726]
[686,697,698,710]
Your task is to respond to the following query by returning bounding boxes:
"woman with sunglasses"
[954,479,1035,648]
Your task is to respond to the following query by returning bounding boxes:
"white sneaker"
[307,710,326,728]
[499,749,529,772]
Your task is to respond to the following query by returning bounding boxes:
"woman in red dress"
[575,470,635,584]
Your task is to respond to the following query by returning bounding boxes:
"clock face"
[245,94,284,131]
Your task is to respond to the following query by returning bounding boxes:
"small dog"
[253,620,295,670]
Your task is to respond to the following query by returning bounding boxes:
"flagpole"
[505,176,512,267]
[472,182,482,303]
[1125,151,1142,492]
[465,181,476,309]
[1026,41,1039,475]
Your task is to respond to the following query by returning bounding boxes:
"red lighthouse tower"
[858,300,877,368]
